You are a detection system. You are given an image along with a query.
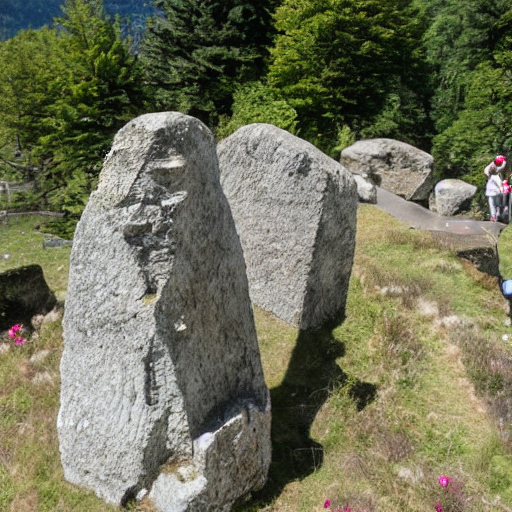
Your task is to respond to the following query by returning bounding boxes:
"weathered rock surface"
[341,138,434,201]
[429,179,477,216]
[218,123,357,331]
[353,174,377,203]
[43,235,73,248]
[0,264,56,331]
[58,112,271,512]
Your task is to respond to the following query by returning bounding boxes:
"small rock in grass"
[30,349,51,365]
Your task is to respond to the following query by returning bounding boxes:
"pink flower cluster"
[8,324,27,345]
[435,475,452,511]
[324,500,364,512]
[438,476,450,488]
[323,477,453,512]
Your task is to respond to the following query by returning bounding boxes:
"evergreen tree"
[140,0,275,127]
[35,0,147,218]
[430,3,512,187]
[267,0,427,153]
[0,0,147,230]
[0,27,71,177]
[421,0,510,133]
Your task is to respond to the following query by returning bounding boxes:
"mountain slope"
[0,0,154,40]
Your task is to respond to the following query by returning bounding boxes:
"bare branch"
[0,155,40,173]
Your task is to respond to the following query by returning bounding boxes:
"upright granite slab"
[58,112,271,512]
[218,123,357,331]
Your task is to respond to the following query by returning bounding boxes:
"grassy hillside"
[2,207,512,512]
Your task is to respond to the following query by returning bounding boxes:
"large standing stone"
[341,138,434,201]
[429,179,477,216]
[217,123,357,331]
[58,112,271,512]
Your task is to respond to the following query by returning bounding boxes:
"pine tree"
[0,27,70,156]
[140,0,275,127]
[34,0,147,219]
[267,0,426,152]
[421,0,510,133]
[429,1,512,186]
[0,0,147,229]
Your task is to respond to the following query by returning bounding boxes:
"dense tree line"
[0,0,146,234]
[0,0,510,233]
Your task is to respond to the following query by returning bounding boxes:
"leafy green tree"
[141,0,276,127]
[0,27,74,197]
[216,81,298,139]
[33,0,146,218]
[359,76,432,151]
[267,0,427,152]
[0,0,147,230]
[421,0,510,133]
[432,34,512,190]
[0,28,70,163]
[426,0,511,189]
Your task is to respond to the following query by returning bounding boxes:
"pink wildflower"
[8,324,22,339]
[14,336,27,346]
[324,499,331,509]
[435,501,443,512]
[438,476,450,487]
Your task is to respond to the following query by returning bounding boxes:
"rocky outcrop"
[58,112,271,512]
[0,264,56,331]
[218,123,357,331]
[429,179,477,216]
[341,138,434,201]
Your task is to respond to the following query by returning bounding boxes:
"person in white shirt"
[486,166,503,221]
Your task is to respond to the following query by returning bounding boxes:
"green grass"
[498,224,512,280]
[0,215,71,297]
[2,207,512,511]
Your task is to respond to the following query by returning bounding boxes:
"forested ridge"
[0,0,510,236]
[0,0,154,41]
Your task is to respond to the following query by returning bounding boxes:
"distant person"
[486,166,502,221]
[503,177,511,219]
[485,155,507,177]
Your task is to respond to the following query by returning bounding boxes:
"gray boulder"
[43,236,73,248]
[58,112,271,512]
[429,179,477,216]
[341,138,434,201]
[218,123,357,331]
[0,264,56,331]
[353,174,377,203]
